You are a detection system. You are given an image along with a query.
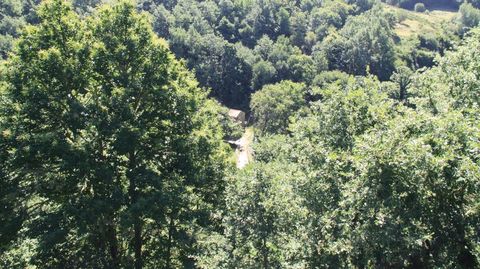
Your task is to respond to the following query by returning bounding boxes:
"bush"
[386,0,399,5]
[396,10,408,22]
[459,3,480,32]
[414,3,426,12]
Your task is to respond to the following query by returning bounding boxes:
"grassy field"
[383,4,458,37]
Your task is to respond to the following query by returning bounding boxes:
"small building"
[228,109,246,126]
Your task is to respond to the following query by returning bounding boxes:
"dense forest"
[1,0,480,268]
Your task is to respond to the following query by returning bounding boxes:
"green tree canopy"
[251,80,306,135]
[321,7,396,80]
[0,0,230,267]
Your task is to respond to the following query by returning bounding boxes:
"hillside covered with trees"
[0,0,480,268]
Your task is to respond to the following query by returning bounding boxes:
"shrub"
[396,10,408,22]
[386,0,399,5]
[459,3,480,32]
[414,3,426,12]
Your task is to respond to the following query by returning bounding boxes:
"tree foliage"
[251,81,306,134]
[1,0,480,268]
[0,0,230,267]
[321,7,397,80]
[200,31,480,267]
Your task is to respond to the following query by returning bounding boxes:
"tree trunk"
[107,222,120,269]
[128,151,143,269]
[134,221,143,269]
[166,214,175,269]
[400,86,407,103]
[262,236,269,269]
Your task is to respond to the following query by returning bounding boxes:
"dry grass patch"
[383,4,458,37]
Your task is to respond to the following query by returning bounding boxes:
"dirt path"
[236,127,254,169]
